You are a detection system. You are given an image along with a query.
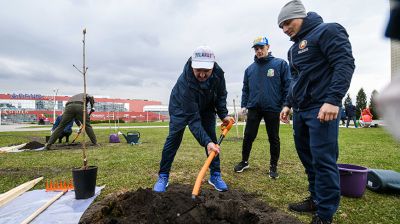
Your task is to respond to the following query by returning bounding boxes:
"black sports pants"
[242,109,280,166]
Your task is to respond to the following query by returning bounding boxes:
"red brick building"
[0,93,166,123]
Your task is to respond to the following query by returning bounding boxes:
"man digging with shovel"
[153,46,234,192]
[44,93,97,150]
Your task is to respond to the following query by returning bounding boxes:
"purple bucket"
[109,134,120,143]
[338,164,368,198]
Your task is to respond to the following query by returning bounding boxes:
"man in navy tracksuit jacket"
[345,103,358,128]
[278,1,355,223]
[234,36,291,179]
[153,46,233,193]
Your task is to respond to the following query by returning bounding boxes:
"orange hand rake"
[45,179,74,192]
[192,117,235,199]
[21,180,74,224]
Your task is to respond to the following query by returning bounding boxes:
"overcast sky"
[0,0,391,105]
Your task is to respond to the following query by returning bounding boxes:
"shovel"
[71,110,94,144]
[191,117,235,199]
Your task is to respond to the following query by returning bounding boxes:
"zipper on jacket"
[290,46,300,74]
[289,46,299,111]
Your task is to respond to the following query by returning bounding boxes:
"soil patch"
[54,142,83,150]
[20,141,44,150]
[49,142,100,150]
[80,184,301,224]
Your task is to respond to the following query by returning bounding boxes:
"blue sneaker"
[208,172,228,191]
[153,173,169,192]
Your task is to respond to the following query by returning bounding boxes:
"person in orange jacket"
[361,108,373,118]
[360,108,373,124]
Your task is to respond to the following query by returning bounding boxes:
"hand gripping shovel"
[191,117,235,199]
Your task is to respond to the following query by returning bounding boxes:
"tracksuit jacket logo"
[298,40,309,54]
[267,68,275,77]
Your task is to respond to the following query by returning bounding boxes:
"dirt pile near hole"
[80,184,301,224]
[20,141,44,150]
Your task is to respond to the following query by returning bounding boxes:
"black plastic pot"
[72,166,98,199]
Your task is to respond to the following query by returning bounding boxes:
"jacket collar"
[254,52,274,64]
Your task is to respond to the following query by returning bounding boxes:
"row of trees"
[343,88,379,119]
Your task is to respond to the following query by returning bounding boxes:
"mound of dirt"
[20,141,44,150]
[80,184,301,224]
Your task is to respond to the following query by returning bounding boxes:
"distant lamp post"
[53,88,59,123]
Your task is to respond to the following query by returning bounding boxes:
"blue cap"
[252,36,269,48]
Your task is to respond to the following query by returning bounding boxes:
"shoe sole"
[234,165,249,173]
[208,180,227,192]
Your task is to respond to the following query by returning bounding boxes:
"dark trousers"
[48,103,96,146]
[242,109,280,167]
[346,116,358,128]
[292,107,340,221]
[340,118,346,125]
[159,114,220,174]
[58,132,71,143]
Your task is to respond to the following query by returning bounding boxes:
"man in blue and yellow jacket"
[153,46,233,193]
[234,36,290,179]
[278,1,355,223]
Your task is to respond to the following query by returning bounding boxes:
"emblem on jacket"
[267,69,275,77]
[299,40,307,49]
[298,40,309,54]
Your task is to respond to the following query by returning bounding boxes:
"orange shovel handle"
[192,150,216,198]
[191,118,234,198]
[221,117,235,136]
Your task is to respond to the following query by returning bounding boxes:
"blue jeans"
[346,116,358,128]
[292,107,340,221]
[159,113,220,174]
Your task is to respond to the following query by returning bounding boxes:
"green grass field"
[1,124,399,223]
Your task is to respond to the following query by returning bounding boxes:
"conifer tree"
[369,90,379,119]
[356,88,367,118]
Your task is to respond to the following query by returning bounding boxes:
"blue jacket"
[241,53,291,112]
[340,107,347,119]
[286,12,355,111]
[345,104,356,117]
[52,115,76,134]
[168,59,228,147]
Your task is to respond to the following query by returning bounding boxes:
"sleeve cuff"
[324,98,340,107]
